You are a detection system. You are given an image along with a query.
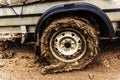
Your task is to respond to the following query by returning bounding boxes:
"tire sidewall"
[40,17,98,66]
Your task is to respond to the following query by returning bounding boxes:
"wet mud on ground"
[0,40,120,80]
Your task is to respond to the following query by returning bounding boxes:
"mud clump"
[0,54,3,59]
[0,0,39,6]
[0,41,15,59]
[2,51,15,59]
[0,62,4,68]
[0,0,58,6]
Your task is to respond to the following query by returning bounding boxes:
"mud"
[0,34,21,42]
[0,0,63,6]
[0,0,40,6]
[0,40,120,80]
[40,17,99,74]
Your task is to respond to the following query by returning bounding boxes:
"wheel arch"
[35,2,115,43]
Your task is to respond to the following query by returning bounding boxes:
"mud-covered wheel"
[40,16,98,74]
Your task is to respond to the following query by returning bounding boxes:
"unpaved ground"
[0,40,120,80]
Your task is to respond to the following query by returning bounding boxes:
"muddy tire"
[40,16,99,74]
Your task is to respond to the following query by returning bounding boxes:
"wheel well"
[42,12,111,38]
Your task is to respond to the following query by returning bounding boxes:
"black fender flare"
[35,2,115,43]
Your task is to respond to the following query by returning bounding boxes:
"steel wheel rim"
[50,28,87,62]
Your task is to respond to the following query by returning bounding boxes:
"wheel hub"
[64,42,71,48]
[50,28,86,62]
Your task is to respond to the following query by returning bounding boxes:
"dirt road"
[0,40,120,80]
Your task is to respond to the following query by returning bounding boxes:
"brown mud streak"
[40,16,99,74]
